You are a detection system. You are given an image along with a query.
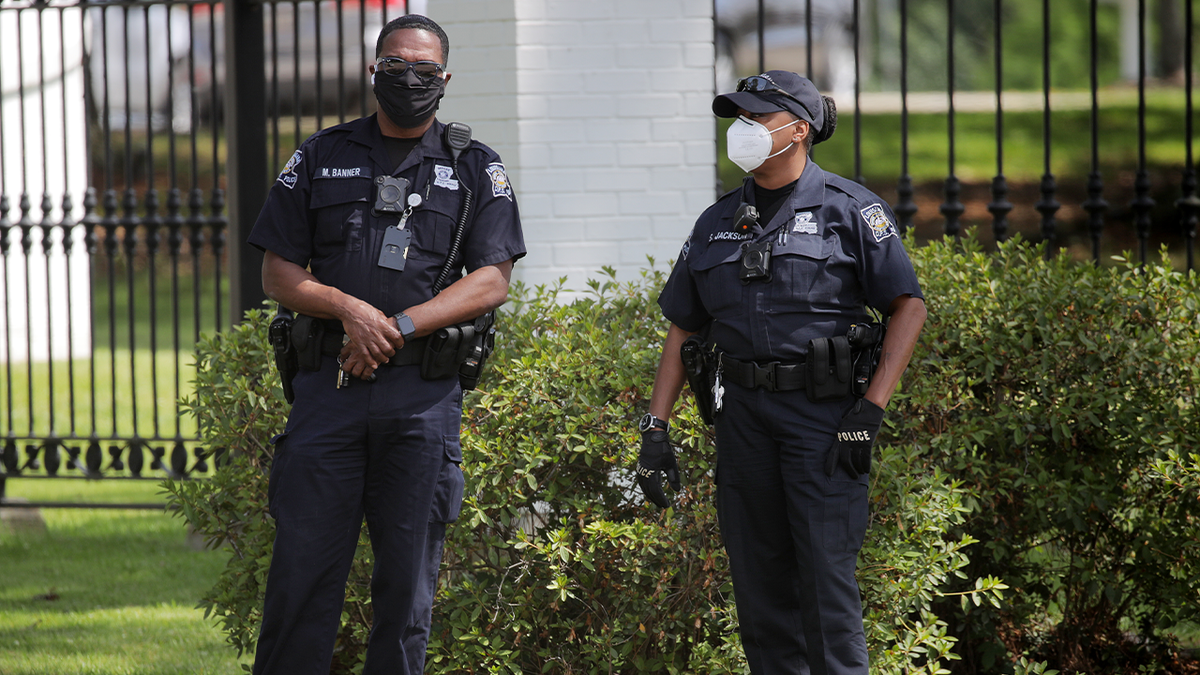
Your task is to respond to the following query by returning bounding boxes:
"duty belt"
[319,330,428,366]
[718,353,806,392]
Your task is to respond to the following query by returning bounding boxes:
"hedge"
[166,236,1200,674]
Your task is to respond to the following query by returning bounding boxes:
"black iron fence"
[0,0,405,507]
[724,0,1197,266]
[0,0,1196,507]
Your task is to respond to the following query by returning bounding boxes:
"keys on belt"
[716,353,806,392]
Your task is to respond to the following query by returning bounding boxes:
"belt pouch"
[421,325,463,380]
[290,314,326,372]
[805,335,852,401]
[454,322,478,363]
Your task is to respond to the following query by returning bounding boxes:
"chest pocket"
[690,241,745,318]
[773,234,840,308]
[310,177,372,253]
[406,188,459,262]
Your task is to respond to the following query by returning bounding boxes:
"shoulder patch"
[860,203,897,243]
[277,150,302,189]
[680,229,693,260]
[486,162,513,201]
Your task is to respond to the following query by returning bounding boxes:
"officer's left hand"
[635,429,682,509]
[338,300,401,379]
[824,398,886,479]
[338,344,381,381]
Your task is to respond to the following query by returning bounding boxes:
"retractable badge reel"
[378,188,423,272]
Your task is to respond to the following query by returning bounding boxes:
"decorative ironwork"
[892,0,918,234]
[1182,0,1198,272]
[1035,0,1060,256]
[987,0,1012,243]
[940,0,964,238]
[1083,0,1108,262]
[1130,0,1155,265]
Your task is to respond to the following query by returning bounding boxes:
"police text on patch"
[859,203,897,242]
[277,150,303,189]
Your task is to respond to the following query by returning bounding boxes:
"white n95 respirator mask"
[726,115,799,172]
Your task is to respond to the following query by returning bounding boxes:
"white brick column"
[431,0,716,290]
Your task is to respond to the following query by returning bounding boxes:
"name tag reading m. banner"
[378,226,412,272]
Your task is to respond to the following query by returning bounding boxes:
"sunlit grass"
[0,480,250,674]
[1,348,198,441]
[0,605,244,675]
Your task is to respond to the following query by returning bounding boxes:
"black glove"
[824,398,886,478]
[635,429,681,509]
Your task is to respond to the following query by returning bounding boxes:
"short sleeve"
[460,155,526,272]
[847,199,923,313]
[247,145,317,267]
[657,233,711,331]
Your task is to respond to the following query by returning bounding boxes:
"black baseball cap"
[713,70,824,133]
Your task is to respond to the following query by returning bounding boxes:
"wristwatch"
[393,312,417,342]
[639,413,669,434]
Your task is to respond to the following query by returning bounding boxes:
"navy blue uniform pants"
[253,357,464,675]
[715,380,869,675]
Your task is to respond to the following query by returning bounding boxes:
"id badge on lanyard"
[378,192,423,272]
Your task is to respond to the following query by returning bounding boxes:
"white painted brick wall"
[431,0,715,291]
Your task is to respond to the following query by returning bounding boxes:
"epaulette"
[823,171,877,204]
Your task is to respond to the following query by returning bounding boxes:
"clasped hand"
[337,302,406,380]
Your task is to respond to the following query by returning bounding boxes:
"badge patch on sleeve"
[680,230,693,260]
[277,150,302,189]
[860,203,897,242]
[486,162,513,201]
[434,165,459,191]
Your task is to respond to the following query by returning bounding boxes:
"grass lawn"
[1,348,199,441]
[0,479,250,674]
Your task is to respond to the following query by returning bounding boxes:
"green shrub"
[167,268,1004,674]
[901,237,1200,675]
[162,309,282,661]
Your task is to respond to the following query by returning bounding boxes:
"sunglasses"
[736,76,812,119]
[375,57,444,81]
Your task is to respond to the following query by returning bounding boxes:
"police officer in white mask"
[633,71,928,675]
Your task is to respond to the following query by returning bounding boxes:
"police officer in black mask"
[247,14,525,675]
[371,30,446,129]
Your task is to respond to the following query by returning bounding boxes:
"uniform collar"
[755,159,826,236]
[347,115,451,175]
[791,159,827,211]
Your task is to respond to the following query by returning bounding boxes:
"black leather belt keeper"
[718,353,806,391]
[319,330,428,366]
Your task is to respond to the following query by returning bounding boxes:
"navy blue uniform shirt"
[249,115,526,316]
[658,160,922,363]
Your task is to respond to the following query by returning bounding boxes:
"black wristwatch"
[639,413,669,434]
[393,312,417,342]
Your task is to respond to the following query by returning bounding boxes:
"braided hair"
[805,95,838,150]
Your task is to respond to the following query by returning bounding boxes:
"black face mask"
[373,69,446,129]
